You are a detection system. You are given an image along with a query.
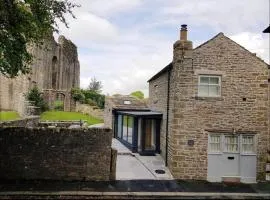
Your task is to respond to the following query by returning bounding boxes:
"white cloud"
[56,1,269,97]
[57,12,119,47]
[72,0,142,17]
[230,32,269,63]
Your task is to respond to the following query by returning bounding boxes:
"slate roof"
[117,111,162,117]
[147,62,172,82]
[263,25,270,33]
[107,95,149,111]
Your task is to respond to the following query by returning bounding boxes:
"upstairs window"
[198,75,221,97]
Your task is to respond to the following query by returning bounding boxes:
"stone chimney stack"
[180,24,187,41]
[173,24,193,60]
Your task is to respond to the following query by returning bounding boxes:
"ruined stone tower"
[0,35,80,115]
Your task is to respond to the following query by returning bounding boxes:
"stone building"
[148,25,269,183]
[0,35,80,115]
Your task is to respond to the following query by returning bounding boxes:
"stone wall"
[104,96,113,128]
[168,33,269,180]
[148,71,169,159]
[0,127,113,181]
[0,116,40,127]
[0,74,30,116]
[76,102,104,120]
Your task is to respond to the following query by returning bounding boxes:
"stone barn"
[148,25,269,183]
[0,35,80,115]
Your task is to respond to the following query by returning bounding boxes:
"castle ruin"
[0,35,80,116]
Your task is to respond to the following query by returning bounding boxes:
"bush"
[71,88,85,103]
[26,86,48,112]
[54,100,64,111]
[82,90,105,109]
[85,98,97,106]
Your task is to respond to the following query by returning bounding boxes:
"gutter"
[165,67,171,166]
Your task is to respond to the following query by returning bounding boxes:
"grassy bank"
[40,111,103,125]
[0,111,20,121]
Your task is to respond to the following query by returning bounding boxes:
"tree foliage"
[71,88,85,103]
[130,90,144,99]
[87,77,102,93]
[0,0,78,77]
[26,86,48,112]
[71,88,105,109]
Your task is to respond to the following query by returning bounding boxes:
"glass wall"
[122,115,133,144]
[117,115,122,138]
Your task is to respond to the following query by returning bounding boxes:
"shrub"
[85,98,97,106]
[26,86,48,112]
[71,88,85,103]
[82,90,105,109]
[54,100,64,111]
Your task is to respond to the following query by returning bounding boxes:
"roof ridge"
[194,32,224,50]
[194,32,269,66]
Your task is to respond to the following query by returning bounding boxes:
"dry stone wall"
[76,102,104,120]
[0,127,113,181]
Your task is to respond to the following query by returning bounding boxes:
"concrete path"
[112,139,173,180]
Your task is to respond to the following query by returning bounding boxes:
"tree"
[87,77,102,93]
[130,90,144,99]
[0,0,78,77]
[26,86,48,112]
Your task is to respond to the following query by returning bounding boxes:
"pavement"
[111,139,173,180]
[0,180,269,199]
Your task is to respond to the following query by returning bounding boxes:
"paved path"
[111,139,173,180]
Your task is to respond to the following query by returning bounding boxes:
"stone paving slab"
[112,138,173,180]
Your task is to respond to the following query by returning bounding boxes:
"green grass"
[40,111,103,125]
[0,111,20,121]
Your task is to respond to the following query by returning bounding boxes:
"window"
[224,135,238,153]
[123,100,131,105]
[198,75,221,97]
[209,135,221,152]
[242,135,255,153]
[208,134,256,154]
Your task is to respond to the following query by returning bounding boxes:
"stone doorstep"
[222,176,241,183]
[0,191,269,198]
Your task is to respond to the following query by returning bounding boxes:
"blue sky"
[57,0,270,97]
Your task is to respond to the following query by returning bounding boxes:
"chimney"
[173,24,193,60]
[180,24,187,41]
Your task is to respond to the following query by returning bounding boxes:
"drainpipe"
[165,68,171,166]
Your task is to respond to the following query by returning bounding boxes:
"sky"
[56,0,270,97]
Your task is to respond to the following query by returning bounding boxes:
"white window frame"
[208,134,222,154]
[123,100,131,105]
[208,134,256,155]
[240,135,256,155]
[198,75,221,97]
[224,135,239,153]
